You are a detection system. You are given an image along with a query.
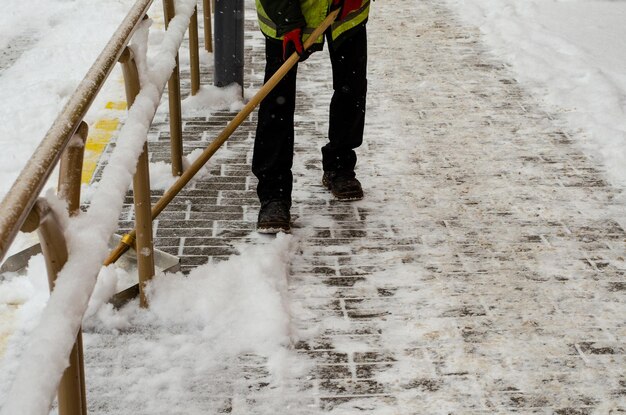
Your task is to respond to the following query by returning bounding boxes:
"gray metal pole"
[214,0,244,89]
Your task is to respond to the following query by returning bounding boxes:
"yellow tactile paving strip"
[81,103,126,184]
[105,101,127,111]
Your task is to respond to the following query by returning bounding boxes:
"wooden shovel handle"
[104,9,340,266]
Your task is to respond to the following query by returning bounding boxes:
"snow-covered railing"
[0,0,208,414]
[0,2,339,413]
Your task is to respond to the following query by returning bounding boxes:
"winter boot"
[322,171,364,201]
[257,200,291,233]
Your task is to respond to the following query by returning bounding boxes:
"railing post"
[119,47,156,308]
[133,143,155,309]
[163,0,184,176]
[202,0,213,53]
[189,6,201,96]
[22,200,86,415]
[58,122,88,211]
[57,120,89,415]
[214,0,244,90]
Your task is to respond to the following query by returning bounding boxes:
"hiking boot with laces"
[257,200,291,234]
[322,171,364,201]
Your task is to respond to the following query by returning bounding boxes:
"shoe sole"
[333,192,363,201]
[257,224,291,234]
[322,179,364,201]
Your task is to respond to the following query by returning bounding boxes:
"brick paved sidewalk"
[92,0,626,413]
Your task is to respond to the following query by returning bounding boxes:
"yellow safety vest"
[256,0,370,45]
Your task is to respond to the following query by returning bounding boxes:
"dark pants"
[252,26,368,204]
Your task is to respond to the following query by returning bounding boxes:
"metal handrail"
[0,0,154,262]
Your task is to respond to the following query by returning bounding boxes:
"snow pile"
[182,82,245,113]
[444,0,626,187]
[81,234,297,413]
[86,234,293,354]
[145,160,180,190]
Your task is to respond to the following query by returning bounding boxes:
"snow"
[0,0,133,258]
[149,146,240,190]
[182,82,245,113]
[443,0,626,188]
[80,233,307,414]
[87,233,293,355]
[1,234,298,414]
[146,160,180,190]
[0,254,49,404]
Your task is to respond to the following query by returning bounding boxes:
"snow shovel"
[105,8,341,265]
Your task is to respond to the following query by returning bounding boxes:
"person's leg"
[323,26,367,175]
[252,38,297,232]
[252,38,298,206]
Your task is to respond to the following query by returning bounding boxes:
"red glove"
[331,0,362,20]
[283,28,304,61]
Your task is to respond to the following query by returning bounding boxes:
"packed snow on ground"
[444,0,626,188]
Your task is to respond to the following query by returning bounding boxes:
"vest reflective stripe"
[330,0,370,40]
[255,0,369,44]
[256,1,278,38]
